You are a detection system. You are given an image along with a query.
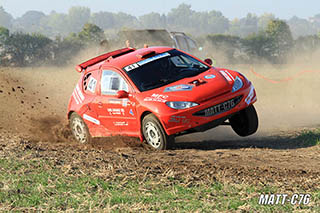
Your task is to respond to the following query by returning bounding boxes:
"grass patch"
[297,128,320,147]
[0,158,319,212]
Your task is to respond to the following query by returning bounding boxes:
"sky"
[0,0,319,19]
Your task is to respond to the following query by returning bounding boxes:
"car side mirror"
[117,90,129,98]
[204,58,213,66]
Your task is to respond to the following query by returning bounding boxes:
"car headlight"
[232,76,243,92]
[166,101,199,109]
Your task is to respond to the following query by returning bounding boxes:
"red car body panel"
[67,47,257,141]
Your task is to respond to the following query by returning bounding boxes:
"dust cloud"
[178,49,320,142]
[1,45,320,144]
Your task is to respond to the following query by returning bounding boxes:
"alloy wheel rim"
[145,122,161,148]
[72,117,87,143]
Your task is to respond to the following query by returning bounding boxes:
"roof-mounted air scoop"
[136,50,156,59]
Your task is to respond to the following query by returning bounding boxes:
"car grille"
[193,96,243,117]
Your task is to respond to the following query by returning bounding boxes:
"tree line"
[0,4,320,67]
[0,23,107,66]
[203,20,320,64]
[1,20,320,66]
[1,4,320,39]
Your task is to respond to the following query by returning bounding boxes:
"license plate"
[194,96,242,117]
[204,99,235,116]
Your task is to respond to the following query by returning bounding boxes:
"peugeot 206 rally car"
[68,46,258,150]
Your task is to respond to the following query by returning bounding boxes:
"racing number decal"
[124,63,139,72]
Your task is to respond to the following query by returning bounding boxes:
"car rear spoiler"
[75,47,136,72]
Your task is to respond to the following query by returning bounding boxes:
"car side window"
[101,70,128,95]
[186,37,197,50]
[175,35,189,52]
[83,72,99,94]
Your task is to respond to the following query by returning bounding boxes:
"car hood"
[141,68,235,103]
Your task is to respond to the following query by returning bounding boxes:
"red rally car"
[68,46,258,150]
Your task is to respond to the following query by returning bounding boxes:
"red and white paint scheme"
[68,47,258,150]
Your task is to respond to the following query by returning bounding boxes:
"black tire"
[69,113,92,144]
[142,114,174,150]
[229,105,258,137]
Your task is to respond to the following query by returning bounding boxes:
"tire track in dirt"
[1,130,319,190]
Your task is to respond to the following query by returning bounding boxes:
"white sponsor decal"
[144,94,168,103]
[74,90,81,103]
[220,70,232,82]
[113,121,128,126]
[164,84,193,92]
[72,92,79,104]
[204,74,216,79]
[124,63,139,72]
[107,108,125,115]
[122,99,128,107]
[108,99,122,104]
[224,70,235,81]
[87,77,97,93]
[245,86,255,105]
[83,114,100,125]
[73,84,84,104]
[76,84,84,101]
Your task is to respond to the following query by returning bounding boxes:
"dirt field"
[1,63,320,210]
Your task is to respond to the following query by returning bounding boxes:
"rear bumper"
[160,83,257,136]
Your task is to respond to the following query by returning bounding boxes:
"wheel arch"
[139,110,171,140]
[139,111,152,141]
[68,111,75,120]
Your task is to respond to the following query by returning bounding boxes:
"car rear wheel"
[142,114,174,150]
[229,105,258,137]
[70,113,91,144]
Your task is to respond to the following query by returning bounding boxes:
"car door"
[92,69,139,135]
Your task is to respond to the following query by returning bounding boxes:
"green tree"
[265,20,294,62]
[167,4,194,31]
[258,13,275,31]
[294,35,320,61]
[90,12,115,29]
[46,11,70,36]
[139,12,166,29]
[51,36,82,65]
[243,32,273,62]
[206,34,245,64]
[0,27,9,43]
[113,12,139,29]
[4,32,52,66]
[78,23,105,43]
[14,11,46,33]
[288,16,317,38]
[167,4,229,35]
[229,13,258,37]
[0,27,10,65]
[193,10,229,34]
[67,7,91,33]
[206,10,229,34]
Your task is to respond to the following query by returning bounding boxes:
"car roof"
[85,46,174,73]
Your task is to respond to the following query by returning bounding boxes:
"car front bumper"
[160,82,257,136]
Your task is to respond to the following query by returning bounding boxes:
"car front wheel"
[142,114,174,150]
[229,105,258,137]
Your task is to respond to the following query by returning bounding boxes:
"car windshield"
[124,49,210,91]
